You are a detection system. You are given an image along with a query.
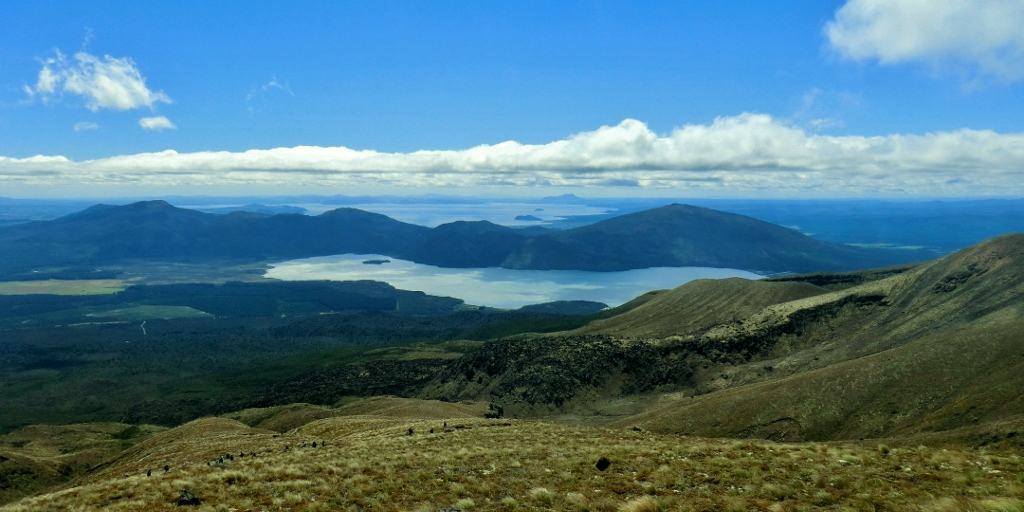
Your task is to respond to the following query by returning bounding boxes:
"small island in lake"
[514,214,543,221]
[362,259,391,265]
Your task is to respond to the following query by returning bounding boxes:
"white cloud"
[138,116,176,131]
[825,0,1024,82]
[1,115,1023,196]
[72,121,99,132]
[26,50,171,110]
[35,64,60,94]
[246,76,294,102]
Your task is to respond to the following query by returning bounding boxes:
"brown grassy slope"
[4,414,1023,512]
[767,264,916,291]
[223,397,486,433]
[691,233,1022,358]
[613,234,1024,441]
[222,403,342,433]
[422,234,1024,443]
[884,414,1024,451]
[617,307,1024,441]
[0,423,163,504]
[330,395,486,418]
[571,278,826,338]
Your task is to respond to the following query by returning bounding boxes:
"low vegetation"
[2,405,1022,511]
[0,279,125,296]
[2,233,1023,510]
[0,280,598,432]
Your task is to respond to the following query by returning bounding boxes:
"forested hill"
[0,200,923,277]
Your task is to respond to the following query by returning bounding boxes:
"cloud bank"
[25,50,172,110]
[826,0,1024,82]
[2,114,1023,196]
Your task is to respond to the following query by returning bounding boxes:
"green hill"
[425,234,1024,442]
[616,233,1024,440]
[571,278,826,338]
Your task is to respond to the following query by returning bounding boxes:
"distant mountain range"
[195,203,308,215]
[0,200,926,278]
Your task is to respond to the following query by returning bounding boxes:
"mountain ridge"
[423,233,1024,442]
[0,201,925,277]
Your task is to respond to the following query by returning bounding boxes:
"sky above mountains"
[2,0,1023,198]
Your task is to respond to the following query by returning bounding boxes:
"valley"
[2,214,1023,509]
[8,3,1024,508]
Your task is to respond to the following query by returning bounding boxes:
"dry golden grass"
[0,422,165,504]
[330,395,487,419]
[222,397,484,433]
[0,279,125,295]
[571,278,826,339]
[4,414,1022,511]
[222,403,342,433]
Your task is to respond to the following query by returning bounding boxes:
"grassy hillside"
[3,234,1023,509]
[612,235,1024,440]
[427,234,1024,442]
[3,401,1022,511]
[619,309,1024,441]
[572,278,826,338]
[0,422,164,504]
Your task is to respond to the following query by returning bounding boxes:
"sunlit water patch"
[266,254,761,309]
[294,201,612,226]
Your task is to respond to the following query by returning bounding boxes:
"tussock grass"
[3,415,1023,511]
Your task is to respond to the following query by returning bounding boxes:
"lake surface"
[293,201,612,227]
[266,254,761,309]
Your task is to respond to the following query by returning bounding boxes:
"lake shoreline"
[266,253,761,309]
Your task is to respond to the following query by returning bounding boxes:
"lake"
[266,254,761,309]
[292,201,612,227]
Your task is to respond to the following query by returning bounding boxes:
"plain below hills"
[0,200,926,279]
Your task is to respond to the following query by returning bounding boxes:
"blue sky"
[2,0,1024,197]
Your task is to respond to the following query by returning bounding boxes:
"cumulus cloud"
[1,115,1023,196]
[72,121,99,132]
[825,0,1024,82]
[138,116,176,131]
[25,50,171,110]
